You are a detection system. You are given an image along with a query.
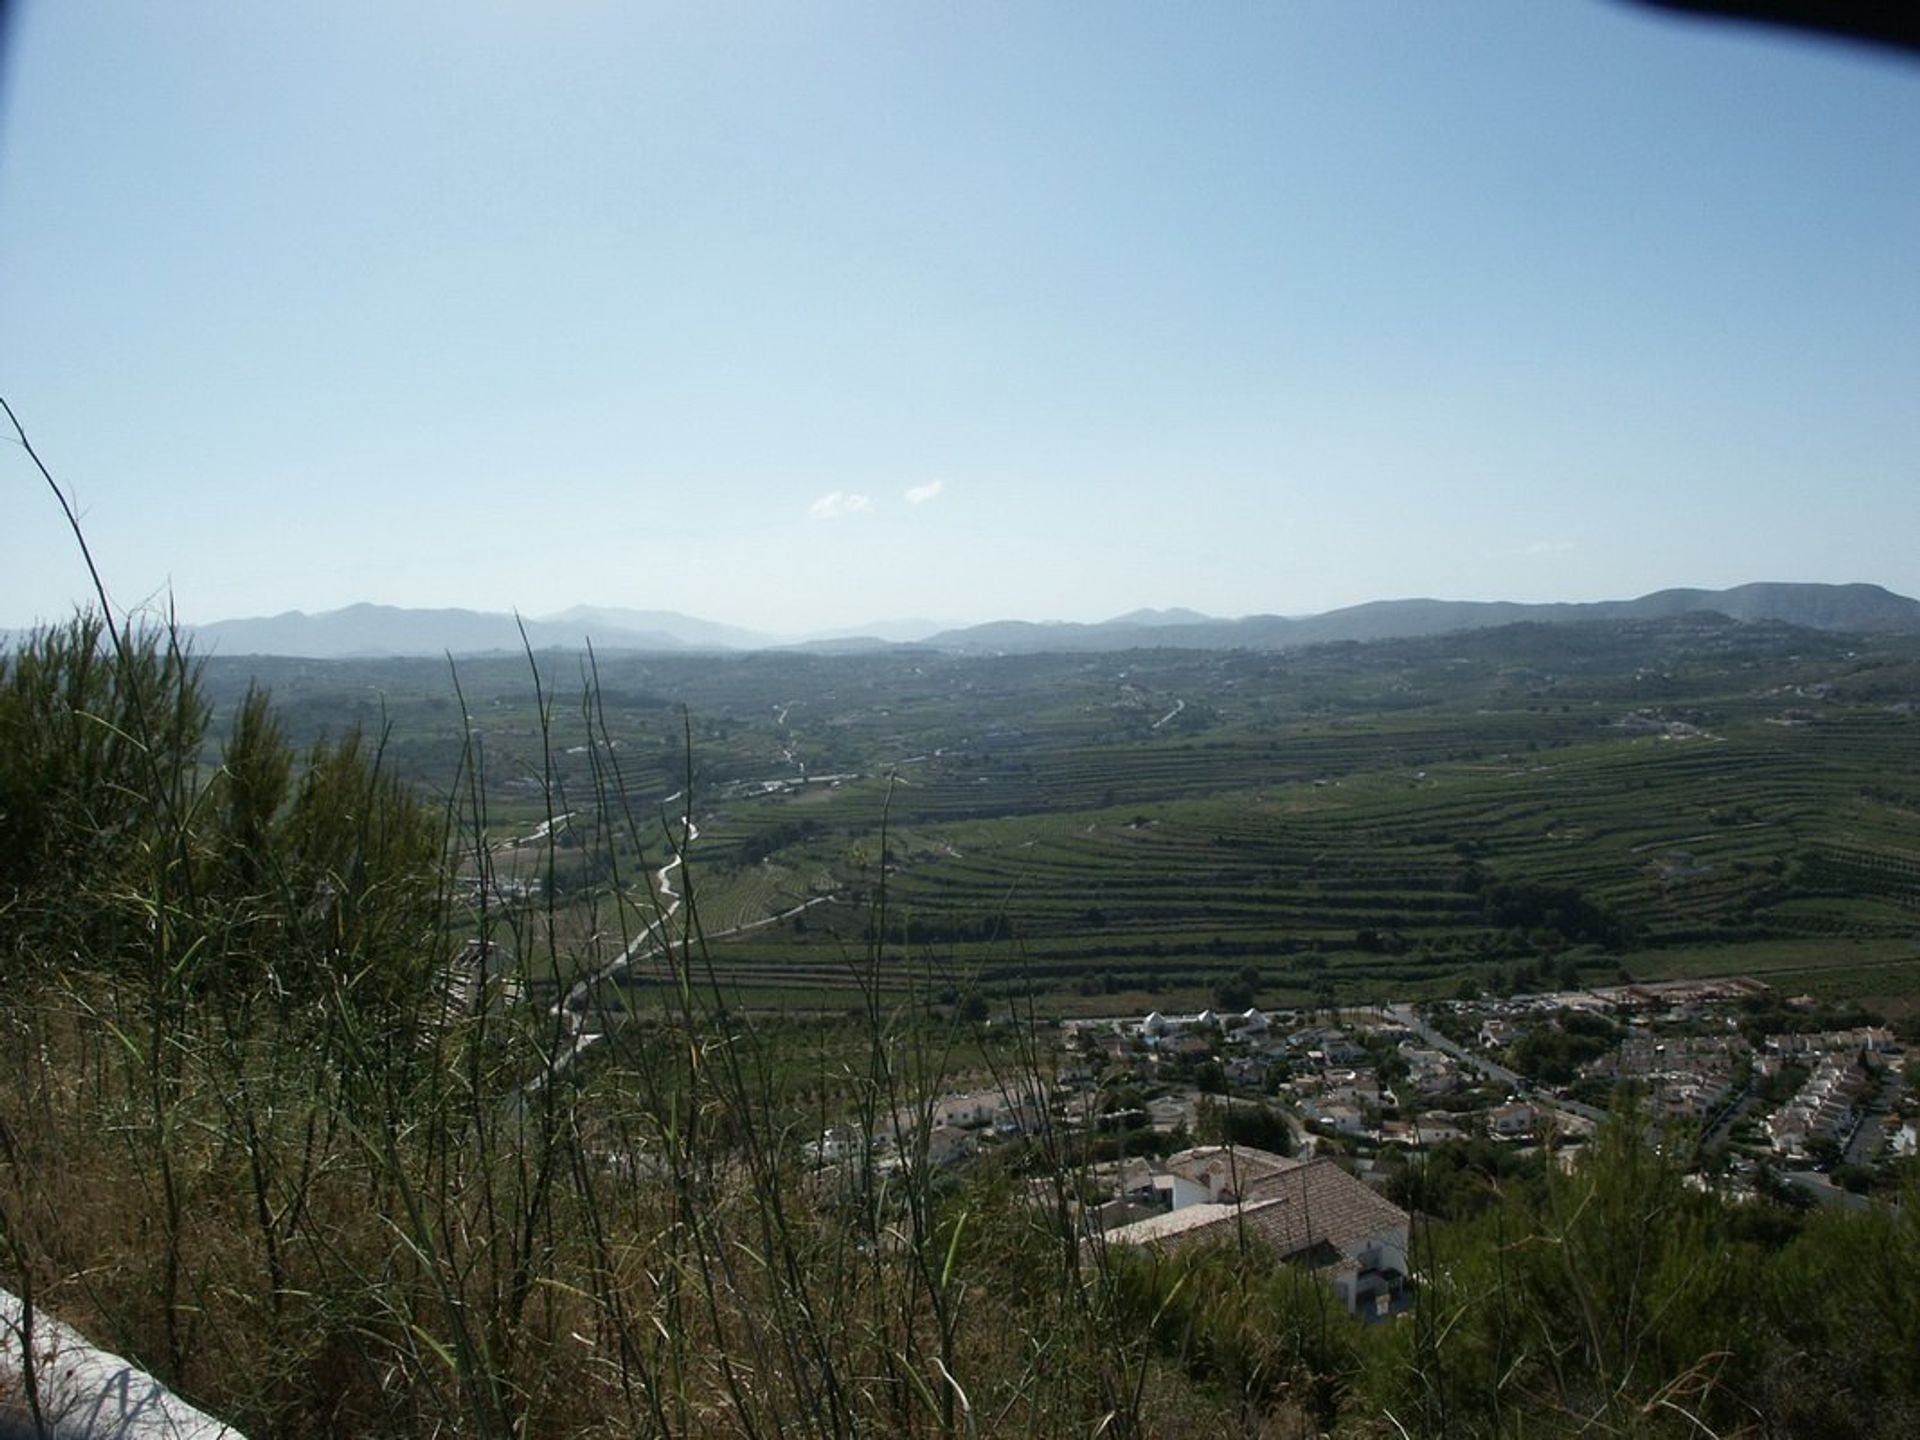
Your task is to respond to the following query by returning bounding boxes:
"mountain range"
[142,583,1920,659]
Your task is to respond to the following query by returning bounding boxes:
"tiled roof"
[1102,1158,1407,1260]
[1162,1144,1304,1197]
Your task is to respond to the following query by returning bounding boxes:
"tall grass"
[5,403,1919,1437]
[11,605,1920,1438]
[0,593,1190,1437]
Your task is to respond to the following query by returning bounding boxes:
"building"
[1098,1152,1411,1317]
[1162,1144,1305,1208]
[1488,1101,1540,1139]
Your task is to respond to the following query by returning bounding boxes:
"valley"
[198,613,1920,1023]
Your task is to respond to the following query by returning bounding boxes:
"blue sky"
[3,2,1917,634]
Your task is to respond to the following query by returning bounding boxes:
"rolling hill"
[157,582,1920,658]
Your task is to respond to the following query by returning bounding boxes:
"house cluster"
[1083,1006,1294,1088]
[1108,979,1909,1169]
[1089,1006,1548,1148]
[803,1082,1051,1170]
[1092,1144,1412,1318]
[1295,1068,1381,1139]
[1583,1034,1746,1124]
[457,873,541,905]
[1613,709,1708,740]
[1276,1023,1378,1138]
[1447,981,1913,1183]
[1136,1006,1278,1045]
[1448,978,1778,1110]
[1759,1027,1901,1158]
[1597,976,1775,1013]
[1286,1019,1514,1147]
[1467,975,1770,1024]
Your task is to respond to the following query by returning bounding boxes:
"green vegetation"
[1195,1095,1295,1155]
[1507,1012,1624,1085]
[193,611,1920,1015]
[5,610,1920,1437]
[1110,1116,1920,1436]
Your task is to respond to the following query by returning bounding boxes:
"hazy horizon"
[9,578,1917,658]
[4,4,1918,634]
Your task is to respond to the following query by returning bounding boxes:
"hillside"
[162,582,1920,659]
[185,611,1920,1020]
[189,603,698,657]
[926,582,1920,653]
[6,611,1919,1440]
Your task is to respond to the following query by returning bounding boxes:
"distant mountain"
[540,606,774,650]
[1602,583,1920,630]
[1285,583,1920,645]
[185,604,953,657]
[797,618,950,645]
[192,604,698,658]
[923,583,1920,654]
[1105,607,1215,627]
[161,582,1920,659]
[781,634,914,655]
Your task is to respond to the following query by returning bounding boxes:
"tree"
[0,614,208,974]
[1213,965,1258,1010]
[1195,1096,1294,1155]
[0,614,444,1015]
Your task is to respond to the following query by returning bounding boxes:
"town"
[801,974,1911,1316]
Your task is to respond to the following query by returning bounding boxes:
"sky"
[2,2,1918,636]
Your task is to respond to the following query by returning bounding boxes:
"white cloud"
[903,479,945,506]
[809,489,872,520]
[1524,539,1576,556]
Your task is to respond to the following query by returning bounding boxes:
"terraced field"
[200,616,1920,1014]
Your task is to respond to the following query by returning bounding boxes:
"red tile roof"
[1102,1158,1408,1260]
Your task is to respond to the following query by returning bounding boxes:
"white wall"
[1,1287,241,1438]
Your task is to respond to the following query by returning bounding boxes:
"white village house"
[1097,1146,1411,1318]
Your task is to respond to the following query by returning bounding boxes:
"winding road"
[1384,1004,1609,1127]
[527,801,699,1089]
[526,797,843,1091]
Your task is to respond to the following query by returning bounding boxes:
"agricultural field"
[197,614,1920,1016]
